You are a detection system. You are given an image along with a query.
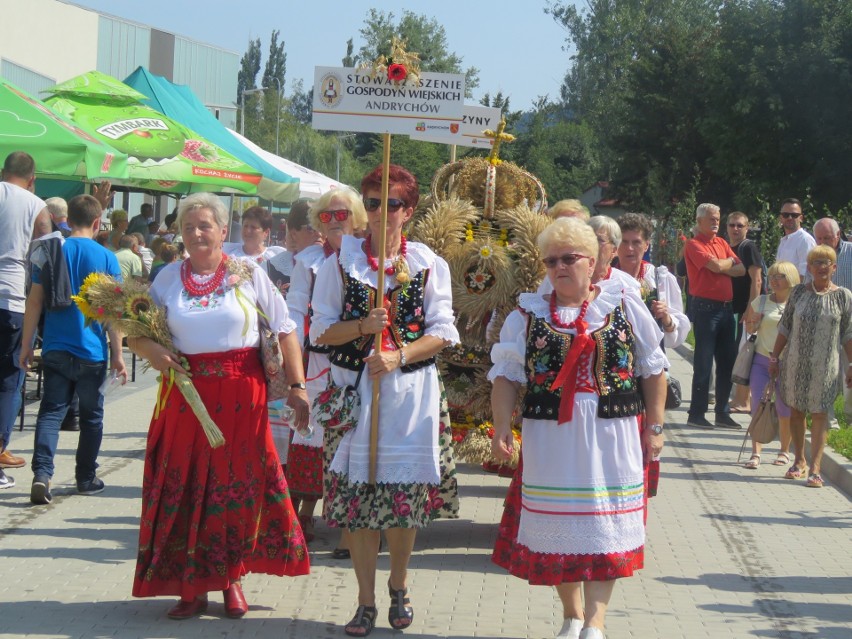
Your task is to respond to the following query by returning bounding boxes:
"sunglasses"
[318,209,351,223]
[363,197,406,212]
[727,223,745,228]
[780,212,801,219]
[542,253,591,268]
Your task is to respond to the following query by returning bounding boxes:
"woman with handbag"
[740,261,799,469]
[490,217,668,639]
[126,193,310,619]
[310,164,460,637]
[285,187,366,554]
[768,246,852,487]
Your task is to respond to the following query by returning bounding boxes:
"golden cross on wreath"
[483,118,515,166]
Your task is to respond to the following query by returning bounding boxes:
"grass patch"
[685,328,694,349]
[828,395,852,461]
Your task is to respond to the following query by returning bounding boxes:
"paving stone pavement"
[1,348,850,639]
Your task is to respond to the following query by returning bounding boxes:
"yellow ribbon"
[154,369,175,418]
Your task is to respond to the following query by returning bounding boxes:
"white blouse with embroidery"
[309,235,459,485]
[150,259,296,355]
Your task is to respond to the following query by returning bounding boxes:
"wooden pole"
[369,132,392,485]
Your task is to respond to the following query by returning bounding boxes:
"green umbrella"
[0,77,129,180]
[44,71,261,195]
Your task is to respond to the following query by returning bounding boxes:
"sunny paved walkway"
[0,348,849,638]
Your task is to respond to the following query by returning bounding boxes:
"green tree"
[261,29,286,93]
[237,37,261,99]
[355,9,480,97]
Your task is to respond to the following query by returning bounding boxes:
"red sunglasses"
[318,209,351,223]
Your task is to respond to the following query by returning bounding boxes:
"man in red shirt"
[684,203,745,429]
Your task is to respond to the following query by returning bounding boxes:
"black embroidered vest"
[330,266,435,373]
[521,302,644,421]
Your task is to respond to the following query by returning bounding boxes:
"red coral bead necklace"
[550,287,594,330]
[181,255,228,297]
[365,234,407,276]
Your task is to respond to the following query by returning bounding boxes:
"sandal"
[806,473,824,488]
[331,548,351,560]
[784,464,805,480]
[344,605,377,637]
[744,454,761,469]
[772,452,791,466]
[388,581,414,630]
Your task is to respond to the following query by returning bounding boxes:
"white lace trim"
[487,361,526,383]
[425,322,460,346]
[331,443,440,484]
[297,243,327,274]
[338,235,437,281]
[519,279,624,324]
[488,341,526,382]
[518,508,646,555]
[635,348,668,378]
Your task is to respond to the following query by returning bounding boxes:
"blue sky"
[69,0,579,111]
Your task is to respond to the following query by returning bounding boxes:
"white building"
[0,0,239,128]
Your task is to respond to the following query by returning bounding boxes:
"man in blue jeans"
[20,194,125,504]
[0,152,52,489]
[683,203,745,430]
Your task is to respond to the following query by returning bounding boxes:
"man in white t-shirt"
[775,198,816,277]
[0,152,52,488]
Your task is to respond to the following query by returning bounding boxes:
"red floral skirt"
[132,348,310,600]
[492,455,644,585]
[285,443,323,499]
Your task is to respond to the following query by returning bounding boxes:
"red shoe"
[223,582,248,618]
[167,596,208,620]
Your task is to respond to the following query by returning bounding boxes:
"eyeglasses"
[318,209,351,223]
[727,223,746,229]
[780,212,801,219]
[542,253,591,268]
[363,197,406,212]
[810,259,834,267]
[768,274,787,280]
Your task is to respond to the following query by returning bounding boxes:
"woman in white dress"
[128,193,310,619]
[285,186,366,552]
[490,217,668,639]
[310,165,459,637]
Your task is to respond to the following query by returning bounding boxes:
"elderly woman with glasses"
[490,217,668,639]
[768,245,852,487]
[284,187,367,553]
[310,164,459,637]
[537,215,638,296]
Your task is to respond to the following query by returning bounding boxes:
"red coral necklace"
[365,234,406,276]
[181,256,228,297]
[550,292,592,330]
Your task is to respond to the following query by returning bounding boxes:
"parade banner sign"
[312,66,465,135]
[409,105,502,148]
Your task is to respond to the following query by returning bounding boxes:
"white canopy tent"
[227,129,342,200]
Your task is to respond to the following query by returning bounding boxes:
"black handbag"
[665,374,682,409]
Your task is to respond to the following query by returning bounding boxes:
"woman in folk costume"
[285,187,366,554]
[128,193,310,620]
[310,165,459,637]
[490,217,668,639]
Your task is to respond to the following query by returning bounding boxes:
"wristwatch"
[648,423,664,435]
[289,382,306,390]
[399,348,407,367]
